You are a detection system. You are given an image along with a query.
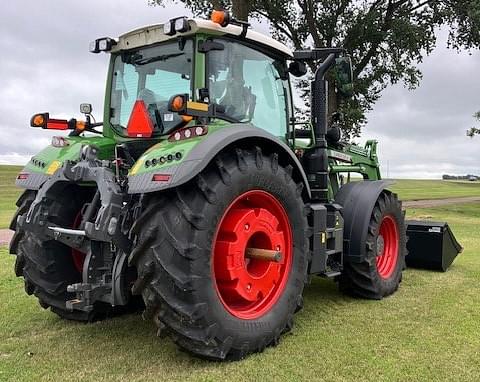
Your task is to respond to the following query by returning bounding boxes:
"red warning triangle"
[126,100,154,138]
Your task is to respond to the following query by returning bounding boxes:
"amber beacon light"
[211,10,230,27]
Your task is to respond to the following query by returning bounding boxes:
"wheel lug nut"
[244,224,250,230]
[276,245,280,251]
[246,283,251,291]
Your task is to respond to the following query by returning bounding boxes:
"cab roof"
[111,18,293,58]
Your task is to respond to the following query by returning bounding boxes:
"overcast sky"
[1,1,479,178]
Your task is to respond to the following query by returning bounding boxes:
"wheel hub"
[376,215,399,279]
[213,190,292,319]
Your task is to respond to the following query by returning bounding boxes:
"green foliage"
[150,0,480,140]
[467,111,480,137]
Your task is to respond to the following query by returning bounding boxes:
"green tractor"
[10,11,409,360]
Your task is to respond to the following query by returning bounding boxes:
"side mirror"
[334,56,354,97]
[288,61,308,77]
[80,103,92,115]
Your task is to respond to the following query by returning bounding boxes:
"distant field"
[0,165,479,229]
[0,165,23,229]
[388,179,480,200]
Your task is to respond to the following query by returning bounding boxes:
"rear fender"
[128,124,311,198]
[335,180,395,263]
[15,136,116,190]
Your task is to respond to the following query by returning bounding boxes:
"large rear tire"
[10,187,126,321]
[130,147,309,360]
[339,190,406,299]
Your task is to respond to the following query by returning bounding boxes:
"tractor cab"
[101,13,297,142]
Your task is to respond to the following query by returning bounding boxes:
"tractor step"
[323,270,341,278]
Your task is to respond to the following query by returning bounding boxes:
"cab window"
[110,39,193,136]
[207,40,289,137]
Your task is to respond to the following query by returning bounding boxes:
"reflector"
[126,100,154,138]
[152,174,171,182]
[46,119,69,130]
[17,173,29,180]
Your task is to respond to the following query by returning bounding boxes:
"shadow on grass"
[35,277,353,367]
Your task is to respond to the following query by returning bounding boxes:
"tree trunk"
[232,0,250,20]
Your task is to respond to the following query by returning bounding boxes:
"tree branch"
[408,0,433,13]
[299,0,323,47]
[353,0,401,77]
[254,9,303,49]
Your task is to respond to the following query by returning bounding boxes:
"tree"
[467,111,480,137]
[149,0,480,139]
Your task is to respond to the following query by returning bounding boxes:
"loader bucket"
[405,220,463,272]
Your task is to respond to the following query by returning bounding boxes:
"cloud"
[359,30,480,178]
[0,0,190,161]
[1,2,479,179]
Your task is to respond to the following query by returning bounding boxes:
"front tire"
[339,190,406,299]
[130,147,309,360]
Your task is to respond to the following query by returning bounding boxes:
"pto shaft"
[245,248,282,262]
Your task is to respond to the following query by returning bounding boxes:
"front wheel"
[130,147,309,360]
[339,190,406,299]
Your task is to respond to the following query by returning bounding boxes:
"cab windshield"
[109,39,193,136]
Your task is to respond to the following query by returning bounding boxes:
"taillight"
[46,118,69,130]
[17,173,29,180]
[51,136,70,147]
[168,126,208,142]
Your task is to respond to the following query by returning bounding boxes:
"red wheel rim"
[376,215,399,279]
[212,190,293,320]
[71,212,86,273]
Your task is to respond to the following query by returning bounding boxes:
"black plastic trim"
[334,180,394,263]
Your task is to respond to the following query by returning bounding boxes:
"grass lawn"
[1,202,479,381]
[0,165,23,229]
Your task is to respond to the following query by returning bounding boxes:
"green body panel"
[193,34,207,93]
[22,136,116,175]
[327,140,381,199]
[129,120,230,176]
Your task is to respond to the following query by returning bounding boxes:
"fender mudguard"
[128,124,311,197]
[334,180,394,263]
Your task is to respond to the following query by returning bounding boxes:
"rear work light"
[89,37,117,54]
[164,16,190,36]
[168,126,208,142]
